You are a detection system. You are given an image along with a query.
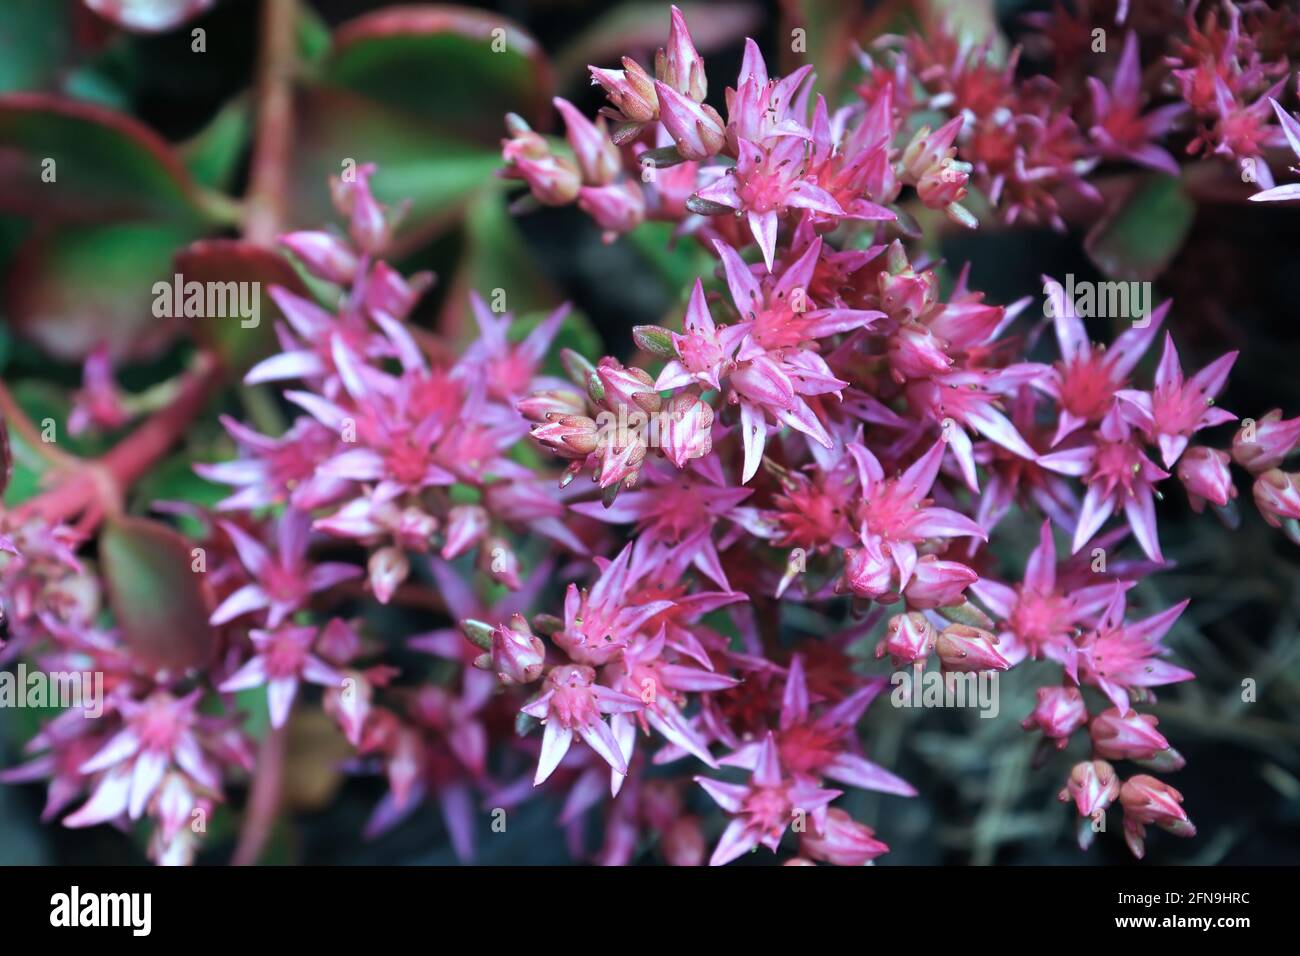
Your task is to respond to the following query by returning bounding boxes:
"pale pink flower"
[219,624,342,728]
[521,665,643,785]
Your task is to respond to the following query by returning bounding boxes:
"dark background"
[1,0,1298,865]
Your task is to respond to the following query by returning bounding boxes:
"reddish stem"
[231,0,299,868]
[13,353,222,528]
[231,724,288,866]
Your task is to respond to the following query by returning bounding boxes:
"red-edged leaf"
[324,5,553,138]
[289,86,501,248]
[100,515,215,676]
[174,238,309,372]
[1085,174,1195,282]
[555,2,760,80]
[0,93,216,224]
[6,220,203,362]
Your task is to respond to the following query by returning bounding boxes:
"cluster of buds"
[898,118,977,227]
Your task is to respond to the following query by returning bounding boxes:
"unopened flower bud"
[1023,686,1088,748]
[532,414,600,459]
[1177,446,1236,512]
[843,539,894,601]
[661,815,707,866]
[368,546,409,605]
[278,231,358,285]
[801,809,889,866]
[935,624,1010,673]
[479,537,521,589]
[589,58,659,124]
[491,613,546,685]
[878,256,938,322]
[1232,409,1300,474]
[660,393,714,467]
[900,116,964,183]
[1058,759,1120,818]
[876,612,936,666]
[554,97,621,186]
[654,81,725,161]
[324,668,373,746]
[916,158,971,208]
[502,119,581,205]
[1120,774,1195,837]
[1089,707,1172,762]
[888,323,952,382]
[517,388,588,422]
[578,181,646,236]
[442,505,489,560]
[394,506,438,553]
[655,6,707,102]
[1252,469,1300,529]
[902,556,975,609]
[595,358,661,414]
[365,260,433,320]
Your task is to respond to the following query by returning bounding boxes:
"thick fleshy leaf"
[0,0,73,93]
[173,238,310,373]
[179,95,250,192]
[289,86,502,247]
[438,187,560,341]
[0,93,219,224]
[7,221,203,362]
[100,515,216,675]
[1085,174,1194,282]
[323,6,553,139]
[554,2,760,79]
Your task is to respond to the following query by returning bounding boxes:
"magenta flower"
[1057,409,1171,561]
[522,664,643,785]
[843,439,986,601]
[219,624,342,728]
[1040,287,1168,445]
[718,655,915,798]
[460,292,570,403]
[209,510,360,627]
[1117,332,1237,468]
[1076,589,1194,715]
[1087,32,1185,174]
[67,690,221,826]
[693,137,844,270]
[695,732,842,865]
[195,415,349,512]
[971,520,1122,667]
[604,628,738,778]
[68,345,130,436]
[653,279,749,392]
[1249,98,1300,201]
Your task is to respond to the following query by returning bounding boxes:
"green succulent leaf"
[100,515,216,676]
[322,6,553,141]
[0,93,219,225]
